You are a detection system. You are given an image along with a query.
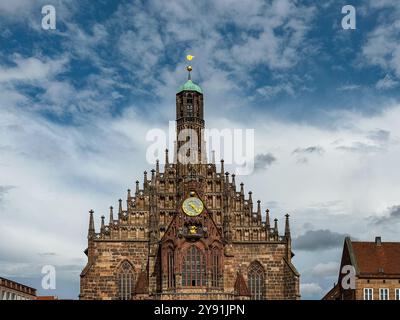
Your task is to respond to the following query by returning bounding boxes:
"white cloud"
[312,262,339,277]
[0,55,69,83]
[0,0,35,14]
[337,84,361,91]
[301,282,323,297]
[256,83,295,99]
[362,4,400,78]
[376,74,399,90]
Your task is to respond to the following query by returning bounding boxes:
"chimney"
[375,236,382,246]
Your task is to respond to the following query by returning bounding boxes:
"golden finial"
[186,65,192,80]
[186,55,194,80]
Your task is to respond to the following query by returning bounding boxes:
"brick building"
[79,66,300,300]
[0,277,36,300]
[323,236,400,300]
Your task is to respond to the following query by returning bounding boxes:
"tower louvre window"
[248,261,265,300]
[187,104,193,116]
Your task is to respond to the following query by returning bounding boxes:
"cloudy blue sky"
[1,0,400,300]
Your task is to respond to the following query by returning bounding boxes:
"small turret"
[257,200,261,224]
[143,171,148,189]
[231,174,236,189]
[240,182,244,195]
[274,218,278,235]
[127,189,131,210]
[220,159,224,175]
[135,180,139,195]
[156,159,160,174]
[265,209,270,229]
[88,209,95,239]
[109,206,114,224]
[165,148,169,165]
[151,169,156,186]
[285,214,292,261]
[100,215,105,233]
[118,199,123,219]
[285,214,291,238]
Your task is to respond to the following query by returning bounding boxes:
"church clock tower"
[175,65,206,178]
[80,58,300,301]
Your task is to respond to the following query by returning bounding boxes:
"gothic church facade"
[79,67,300,300]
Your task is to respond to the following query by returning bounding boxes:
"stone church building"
[79,66,300,300]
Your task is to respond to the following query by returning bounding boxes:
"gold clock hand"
[189,203,198,212]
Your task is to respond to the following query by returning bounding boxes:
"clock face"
[182,197,204,217]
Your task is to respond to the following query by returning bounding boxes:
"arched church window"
[211,248,221,287]
[248,261,265,300]
[182,246,206,287]
[167,250,175,288]
[118,261,134,300]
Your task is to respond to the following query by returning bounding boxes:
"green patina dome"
[177,80,203,94]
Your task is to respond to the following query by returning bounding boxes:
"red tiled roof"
[351,241,400,276]
[36,296,58,300]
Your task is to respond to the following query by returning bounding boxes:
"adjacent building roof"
[350,238,400,276]
[0,277,37,296]
[36,296,59,300]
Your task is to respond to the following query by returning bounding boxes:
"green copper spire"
[177,64,203,94]
[177,80,203,94]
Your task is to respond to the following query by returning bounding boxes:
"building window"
[211,248,221,287]
[395,288,400,300]
[167,250,175,288]
[379,288,389,300]
[187,105,193,117]
[248,261,265,300]
[118,261,134,300]
[182,245,206,287]
[363,288,373,300]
